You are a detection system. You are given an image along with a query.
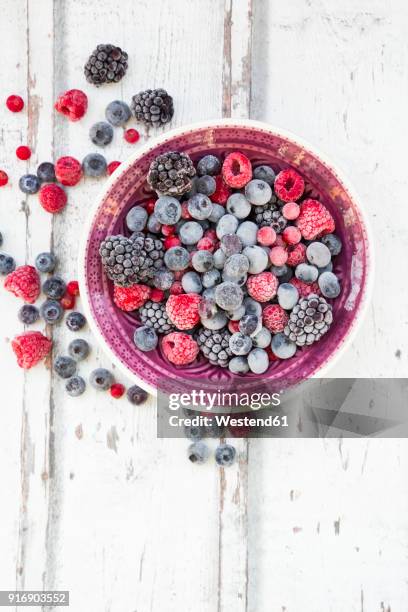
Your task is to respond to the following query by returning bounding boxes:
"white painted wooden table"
[0,1,407,611]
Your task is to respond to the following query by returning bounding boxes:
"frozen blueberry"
[242,245,268,274]
[164,246,190,271]
[202,268,221,289]
[127,384,148,405]
[196,175,216,196]
[216,214,239,239]
[245,179,272,205]
[213,248,226,270]
[244,297,263,318]
[54,355,77,379]
[37,162,55,182]
[105,100,131,126]
[200,310,228,330]
[179,221,204,245]
[277,283,299,310]
[295,263,319,284]
[215,444,236,467]
[247,348,269,374]
[153,268,174,290]
[145,213,160,233]
[199,298,218,319]
[68,338,90,361]
[184,424,204,441]
[35,252,57,273]
[318,271,341,298]
[229,356,249,374]
[321,234,342,256]
[18,304,39,325]
[223,254,250,279]
[253,165,276,185]
[271,333,297,359]
[226,305,245,321]
[40,300,63,324]
[155,196,181,225]
[90,368,114,391]
[236,221,258,246]
[125,206,148,232]
[19,174,40,195]
[197,154,221,176]
[43,276,66,299]
[0,252,16,275]
[306,242,331,268]
[239,314,260,336]
[66,375,86,397]
[221,234,242,257]
[82,153,107,177]
[192,250,213,273]
[229,332,252,356]
[89,121,113,147]
[271,264,290,278]
[188,441,210,464]
[134,325,158,351]
[226,193,251,219]
[208,203,225,224]
[182,271,203,293]
[252,327,272,349]
[188,194,213,220]
[66,311,86,331]
[215,281,243,311]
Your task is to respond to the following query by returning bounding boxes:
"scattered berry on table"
[134,325,158,351]
[246,272,278,302]
[166,293,201,330]
[321,233,342,256]
[60,291,76,310]
[18,304,40,325]
[247,348,269,374]
[113,283,150,311]
[0,252,16,275]
[210,175,231,204]
[66,281,79,297]
[84,44,128,86]
[40,299,63,324]
[296,199,335,240]
[196,175,216,196]
[196,327,232,367]
[161,331,199,365]
[318,271,341,298]
[263,304,288,333]
[245,179,272,205]
[271,333,297,359]
[43,276,66,299]
[37,162,56,183]
[11,331,52,369]
[38,183,67,213]
[82,153,107,177]
[0,170,9,187]
[197,155,221,177]
[187,441,210,464]
[215,444,236,467]
[19,174,40,195]
[66,311,86,331]
[54,89,88,121]
[105,100,131,126]
[124,128,140,144]
[284,294,333,346]
[127,384,148,405]
[155,196,181,224]
[66,375,86,397]
[54,355,77,379]
[35,252,57,273]
[4,265,40,303]
[89,121,114,147]
[282,201,300,220]
[6,94,24,112]
[16,146,31,161]
[147,151,196,197]
[131,88,174,126]
[222,152,252,188]
[107,161,121,175]
[274,168,305,202]
[110,383,125,399]
[68,338,90,361]
[55,156,82,186]
[253,165,275,185]
[90,368,114,390]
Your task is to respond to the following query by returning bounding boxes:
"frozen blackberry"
[84,44,128,86]
[131,88,174,127]
[99,234,164,286]
[147,151,196,197]
[196,327,233,368]
[139,300,174,334]
[284,294,333,347]
[252,201,287,233]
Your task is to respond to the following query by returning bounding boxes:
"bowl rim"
[78,118,375,397]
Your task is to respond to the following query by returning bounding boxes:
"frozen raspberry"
[263,304,289,333]
[169,281,183,295]
[0,170,8,187]
[181,201,192,219]
[11,331,52,369]
[282,226,301,245]
[265,345,280,362]
[287,242,306,267]
[6,95,24,112]
[222,152,252,188]
[289,277,320,297]
[210,175,231,204]
[270,246,288,267]
[257,226,276,246]
[124,129,140,144]
[113,284,151,311]
[164,236,181,250]
[66,280,80,296]
[16,146,31,161]
[197,236,216,252]
[296,199,335,240]
[246,272,278,302]
[39,184,67,213]
[150,288,165,302]
[144,199,156,215]
[4,265,40,303]
[166,293,201,330]
[274,168,305,202]
[161,224,175,237]
[282,201,300,220]
[228,320,240,334]
[161,332,199,366]
[204,228,217,241]
[60,291,76,310]
[55,156,82,186]
[55,89,88,122]
[110,383,125,399]
[107,161,121,175]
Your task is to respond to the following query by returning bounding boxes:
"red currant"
[66,280,80,296]
[6,95,24,113]
[107,161,121,175]
[110,383,125,399]
[16,146,31,161]
[124,129,140,144]
[0,170,9,187]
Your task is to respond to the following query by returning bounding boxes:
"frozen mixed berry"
[110,383,125,399]
[90,121,114,147]
[318,271,341,298]
[253,165,275,185]
[214,281,243,311]
[105,100,131,126]
[247,348,269,374]
[228,355,249,374]
[82,153,107,177]
[271,333,297,359]
[166,293,201,330]
[164,235,181,250]
[161,331,199,365]
[150,288,165,302]
[270,246,288,267]
[216,214,238,239]
[40,299,63,324]
[37,162,56,183]
[60,291,76,310]
[257,226,276,246]
[289,277,320,297]
[11,331,52,369]
[16,146,31,161]
[155,196,181,225]
[197,155,221,177]
[282,226,302,246]
[38,183,67,213]
[54,355,77,379]
[66,311,86,331]
[236,221,258,246]
[222,152,252,188]
[215,444,236,467]
[274,168,305,202]
[0,170,9,187]
[66,281,79,296]
[90,368,114,391]
[277,282,299,309]
[179,222,204,246]
[287,242,306,267]
[43,276,66,299]
[0,252,16,275]
[68,338,90,361]
[55,89,88,121]
[152,268,174,290]
[124,128,140,144]
[321,233,342,256]
[252,326,272,349]
[263,303,289,333]
[229,332,252,356]
[113,284,151,311]
[210,175,231,204]
[107,161,121,175]
[18,304,40,325]
[126,206,148,232]
[282,201,300,220]
[246,272,278,302]
[35,252,57,273]
[5,265,40,303]
[245,179,272,205]
[66,376,86,397]
[226,193,251,219]
[134,325,158,351]
[84,44,128,86]
[295,263,319,284]
[296,199,335,240]
[19,174,40,195]
[188,194,213,220]
[127,384,148,405]
[181,271,202,293]
[242,245,268,274]
[6,94,24,112]
[196,175,216,197]
[306,242,331,267]
[131,88,174,126]
[55,156,82,186]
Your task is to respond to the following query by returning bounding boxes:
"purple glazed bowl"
[79,120,373,396]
